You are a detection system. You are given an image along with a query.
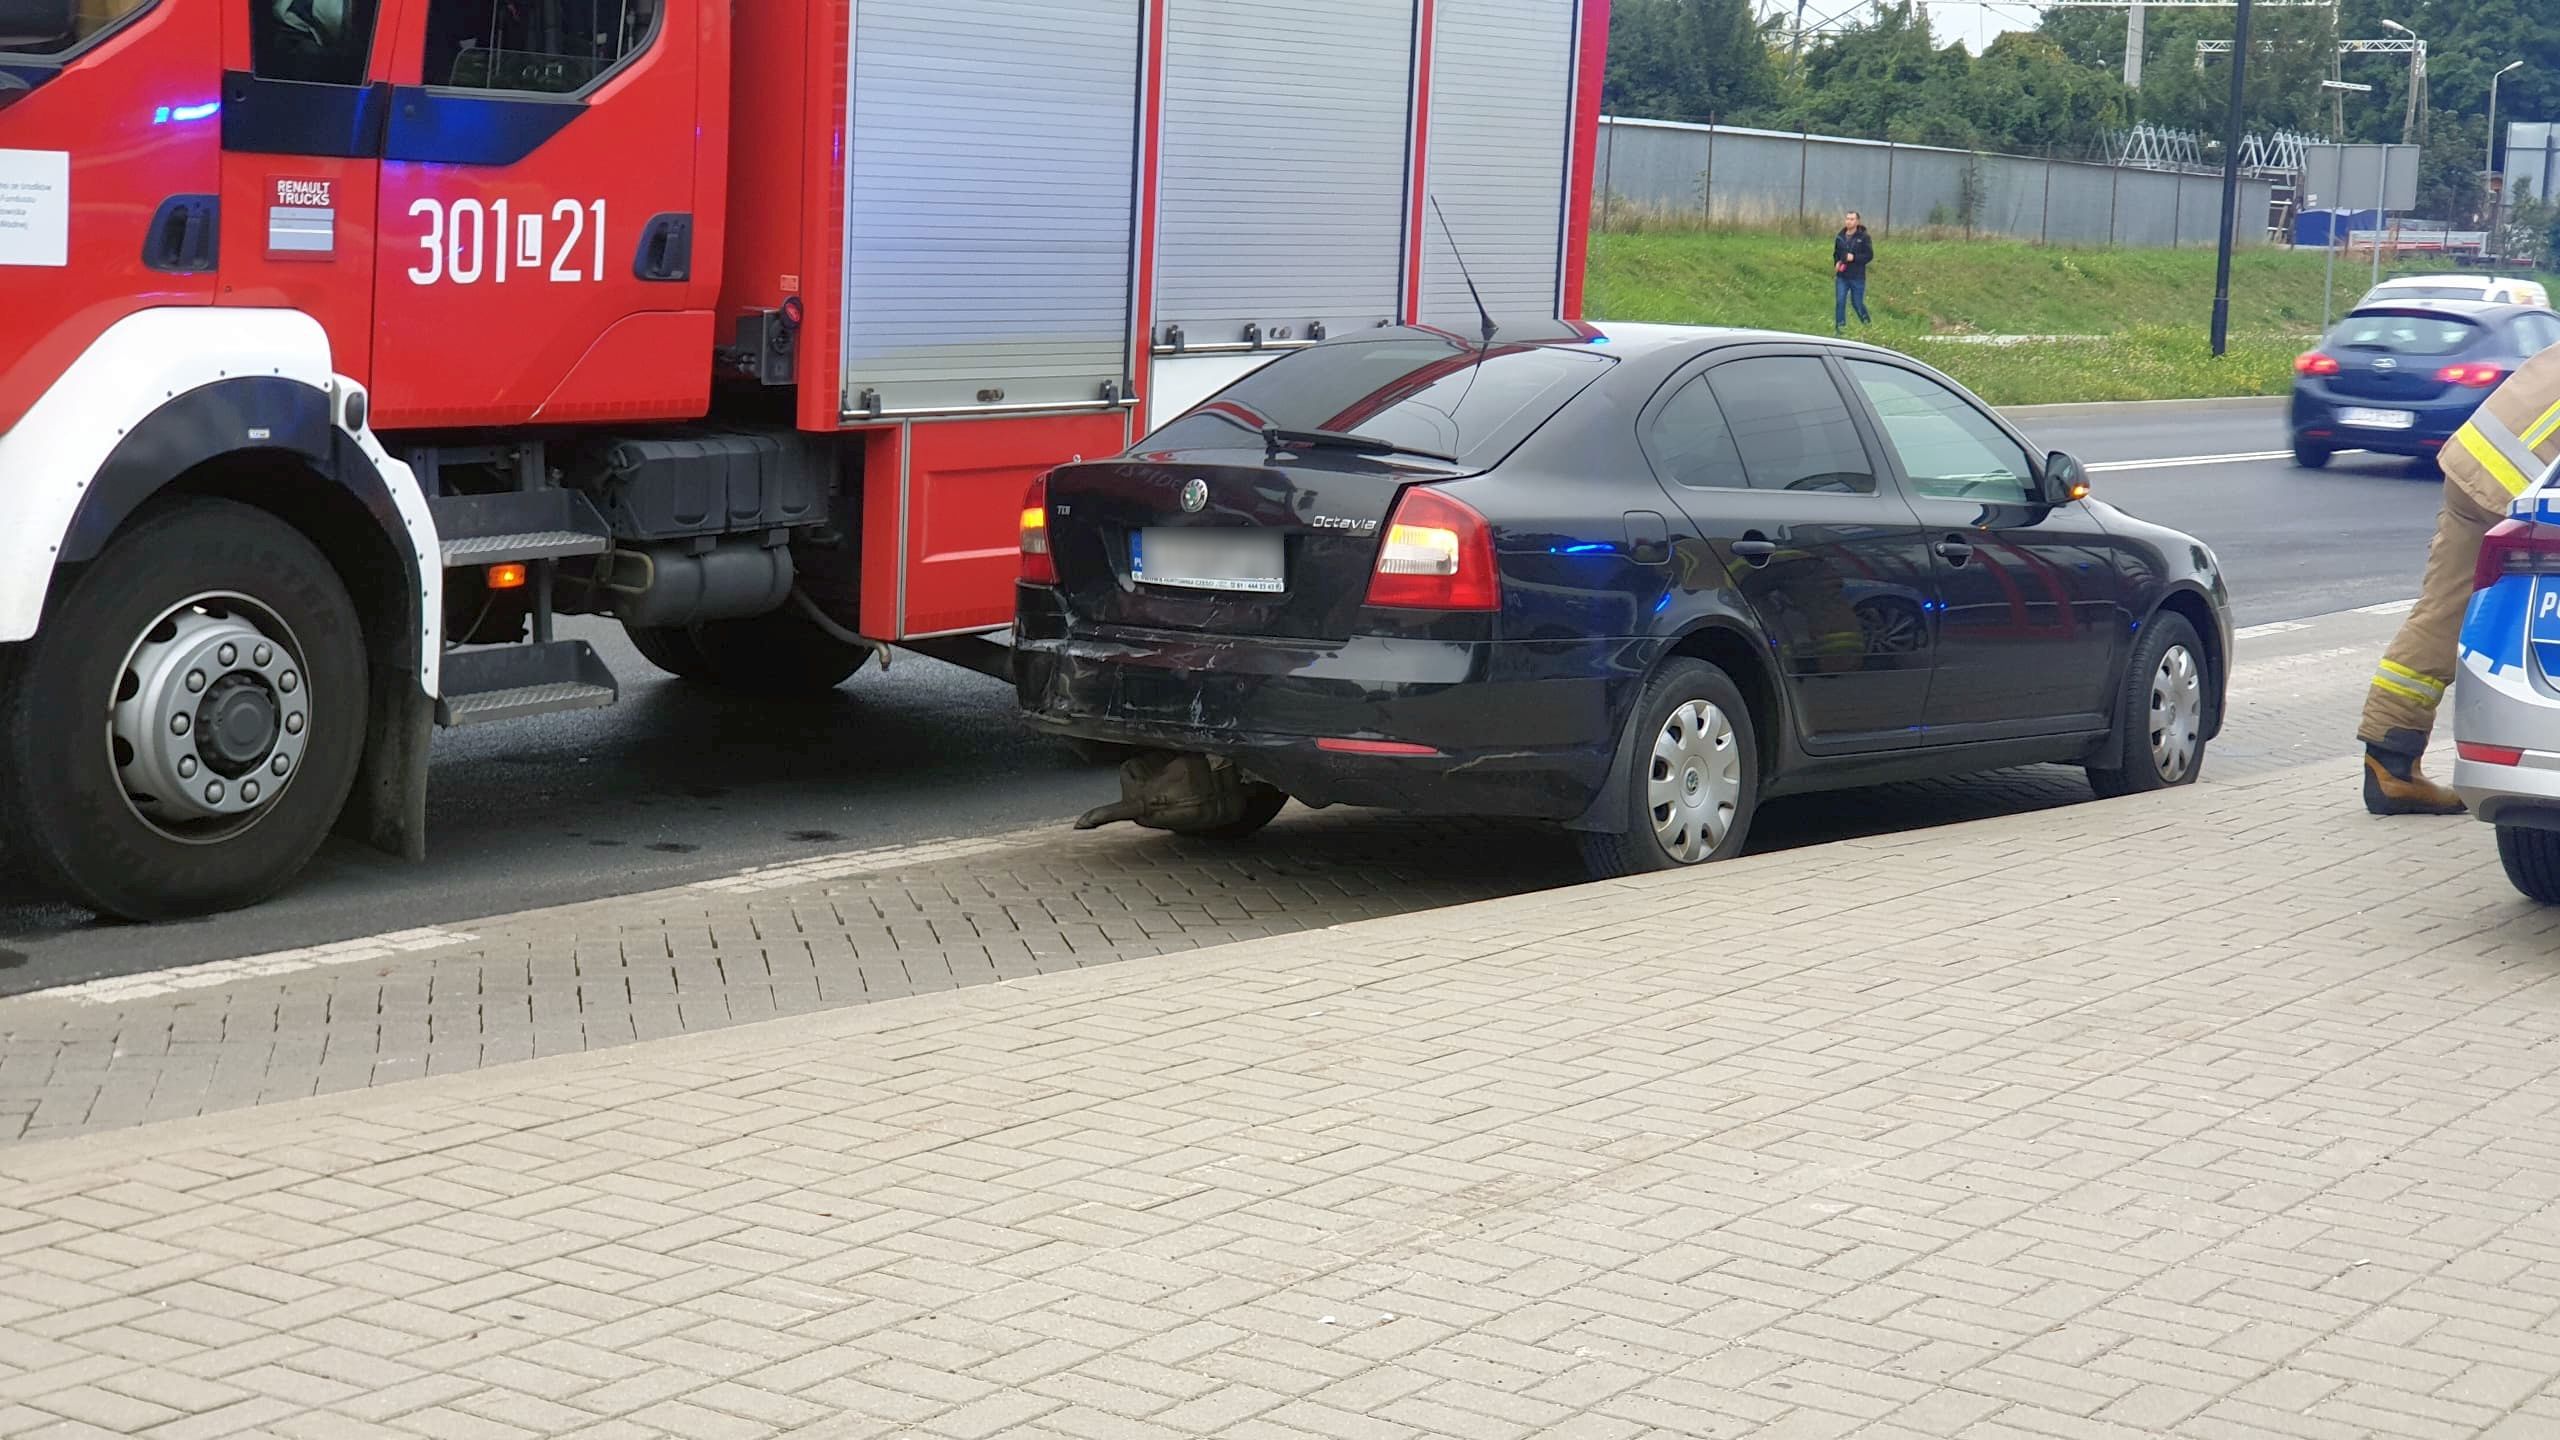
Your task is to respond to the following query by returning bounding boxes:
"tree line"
[1609,0,2560,226]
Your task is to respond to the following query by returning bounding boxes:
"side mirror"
[2042,450,2092,506]
[0,0,74,46]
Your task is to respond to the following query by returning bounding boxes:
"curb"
[2001,394,2286,422]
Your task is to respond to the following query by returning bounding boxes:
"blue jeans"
[1835,272,1870,329]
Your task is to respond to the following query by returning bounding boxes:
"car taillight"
[2295,352,2341,377]
[1365,487,1498,611]
[2474,518,2560,590]
[2438,362,2506,388]
[1020,474,1055,585]
[2459,741,2525,766]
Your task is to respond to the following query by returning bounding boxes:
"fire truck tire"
[0,499,367,921]
[623,609,869,695]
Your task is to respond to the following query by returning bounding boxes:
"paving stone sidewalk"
[5,757,2558,1440]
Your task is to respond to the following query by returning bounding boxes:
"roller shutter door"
[1153,0,1415,351]
[1422,0,1577,325]
[840,0,1143,417]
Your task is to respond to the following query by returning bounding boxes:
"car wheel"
[1579,658,1759,879]
[624,608,871,695]
[0,498,368,920]
[2088,611,2209,799]
[2293,441,2332,469]
[2497,825,2560,904]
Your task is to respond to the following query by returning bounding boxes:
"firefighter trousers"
[2356,474,2509,754]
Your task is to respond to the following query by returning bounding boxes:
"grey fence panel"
[1595,118,2275,251]
[1801,140,1893,223]
[2110,169,2183,248]
[1703,132,1801,226]
[1887,148,1969,228]
[1979,155,2046,240]
[2044,162,2119,246]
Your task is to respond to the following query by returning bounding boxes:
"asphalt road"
[0,398,2447,977]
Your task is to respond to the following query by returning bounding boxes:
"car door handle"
[1935,537,1975,564]
[1731,537,1778,564]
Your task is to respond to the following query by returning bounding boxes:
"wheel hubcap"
[1648,699,1742,864]
[109,595,310,841]
[2148,644,2203,782]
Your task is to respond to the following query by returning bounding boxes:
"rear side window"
[3,0,151,60]
[422,0,660,94]
[2515,315,2560,354]
[1647,377,1748,489]
[2333,312,2483,357]
[1701,357,1876,494]
[1145,337,1615,467]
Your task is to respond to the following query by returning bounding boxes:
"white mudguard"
[0,307,441,694]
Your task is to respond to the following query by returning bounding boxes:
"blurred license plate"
[2339,406,2415,430]
[1131,528,1284,593]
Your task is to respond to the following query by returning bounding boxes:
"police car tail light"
[2474,518,2560,591]
[2437,363,2506,388]
[1020,474,1056,586]
[1366,487,1498,611]
[2295,352,2341,377]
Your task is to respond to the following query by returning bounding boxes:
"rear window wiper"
[1262,427,1457,464]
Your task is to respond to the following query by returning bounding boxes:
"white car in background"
[2361,274,2554,310]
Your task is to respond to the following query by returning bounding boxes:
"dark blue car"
[1016,322,2233,879]
[2291,300,2560,468]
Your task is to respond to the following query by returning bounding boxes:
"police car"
[2453,471,2560,901]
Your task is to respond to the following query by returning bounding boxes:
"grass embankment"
[1586,228,2551,406]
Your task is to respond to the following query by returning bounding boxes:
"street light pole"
[2489,61,2524,269]
[2382,20,2421,146]
[2211,0,2253,358]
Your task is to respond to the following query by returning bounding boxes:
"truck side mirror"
[0,0,74,47]
[2042,450,2092,506]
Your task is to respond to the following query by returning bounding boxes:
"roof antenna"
[1430,195,1497,347]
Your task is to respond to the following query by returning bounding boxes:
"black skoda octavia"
[1013,321,2231,877]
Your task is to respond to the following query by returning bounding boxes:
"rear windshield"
[1144,338,1615,467]
[2371,285,2484,301]
[2,0,149,59]
[2331,312,2483,357]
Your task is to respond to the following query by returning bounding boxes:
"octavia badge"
[1180,478,1209,513]
[2374,357,2398,372]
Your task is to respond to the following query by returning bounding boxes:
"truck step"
[436,640,619,727]
[431,490,613,568]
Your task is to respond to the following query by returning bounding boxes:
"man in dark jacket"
[1833,211,1874,333]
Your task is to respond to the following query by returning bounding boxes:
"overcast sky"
[1755,0,2059,55]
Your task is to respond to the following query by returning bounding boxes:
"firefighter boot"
[2362,738,2465,817]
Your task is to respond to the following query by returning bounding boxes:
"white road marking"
[41,927,479,1006]
[694,834,1028,895]
[2354,598,2420,616]
[2088,450,2296,473]
[2233,620,2311,639]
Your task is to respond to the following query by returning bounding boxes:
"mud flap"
[1076,750,1261,834]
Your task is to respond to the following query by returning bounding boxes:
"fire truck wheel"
[623,608,870,696]
[0,499,367,921]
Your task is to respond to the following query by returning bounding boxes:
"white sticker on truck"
[0,148,69,267]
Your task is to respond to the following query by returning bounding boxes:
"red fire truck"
[0,0,1606,919]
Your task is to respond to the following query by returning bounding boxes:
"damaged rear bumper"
[1012,591,1630,820]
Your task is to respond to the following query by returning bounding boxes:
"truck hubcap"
[109,595,310,840]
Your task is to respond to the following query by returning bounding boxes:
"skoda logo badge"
[2373,357,2398,371]
[1180,478,1209,514]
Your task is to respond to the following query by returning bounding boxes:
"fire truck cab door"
[368,0,703,430]
[216,0,405,382]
